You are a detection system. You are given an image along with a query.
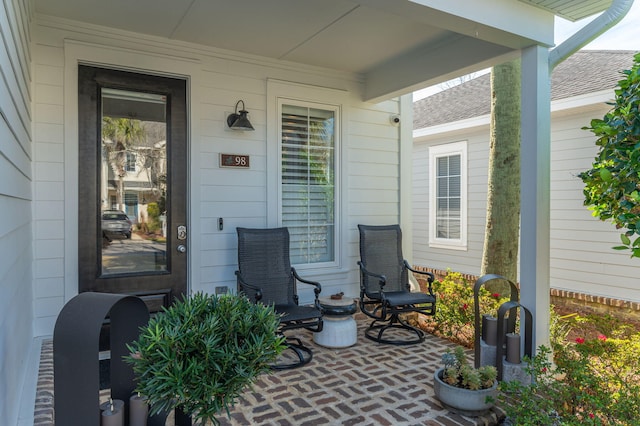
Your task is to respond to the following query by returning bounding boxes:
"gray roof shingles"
[413,50,637,129]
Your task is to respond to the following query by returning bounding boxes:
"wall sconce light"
[226,100,255,131]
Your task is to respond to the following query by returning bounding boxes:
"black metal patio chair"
[357,224,436,345]
[235,227,323,369]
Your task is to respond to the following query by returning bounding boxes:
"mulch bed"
[553,304,640,341]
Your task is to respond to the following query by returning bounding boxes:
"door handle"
[177,245,187,253]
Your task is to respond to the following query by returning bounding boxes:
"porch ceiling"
[34,0,610,102]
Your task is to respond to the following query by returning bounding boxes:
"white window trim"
[266,79,348,272]
[428,141,468,250]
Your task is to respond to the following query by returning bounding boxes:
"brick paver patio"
[34,315,505,425]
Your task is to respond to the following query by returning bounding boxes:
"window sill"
[428,242,468,251]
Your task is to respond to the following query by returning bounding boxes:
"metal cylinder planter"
[433,368,498,417]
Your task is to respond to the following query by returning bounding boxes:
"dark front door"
[78,65,188,311]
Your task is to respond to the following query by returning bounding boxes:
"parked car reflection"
[101,210,132,240]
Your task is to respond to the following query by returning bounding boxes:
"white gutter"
[549,0,634,69]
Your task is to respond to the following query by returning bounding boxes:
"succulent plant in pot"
[433,346,498,416]
[125,292,285,426]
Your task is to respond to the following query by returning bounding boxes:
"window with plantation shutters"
[428,141,467,249]
[281,103,336,264]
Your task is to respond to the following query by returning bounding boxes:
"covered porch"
[2,1,633,424]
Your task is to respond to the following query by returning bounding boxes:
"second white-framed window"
[428,141,467,250]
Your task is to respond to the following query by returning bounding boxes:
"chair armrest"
[291,267,322,309]
[291,267,322,297]
[403,261,435,294]
[357,261,387,294]
[235,271,263,302]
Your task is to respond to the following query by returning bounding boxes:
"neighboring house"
[0,0,629,424]
[102,139,168,223]
[412,50,640,303]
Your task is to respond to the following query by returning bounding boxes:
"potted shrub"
[433,346,498,416]
[125,292,285,426]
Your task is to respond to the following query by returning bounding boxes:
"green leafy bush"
[126,292,285,425]
[500,323,640,425]
[146,202,161,233]
[579,52,640,257]
[499,346,563,425]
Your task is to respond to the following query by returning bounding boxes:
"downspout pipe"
[549,0,634,69]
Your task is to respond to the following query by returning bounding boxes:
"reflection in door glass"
[100,88,168,276]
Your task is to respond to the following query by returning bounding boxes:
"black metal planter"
[53,292,149,426]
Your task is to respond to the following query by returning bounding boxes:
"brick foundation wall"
[550,288,640,322]
[412,266,640,323]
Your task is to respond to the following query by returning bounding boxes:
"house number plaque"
[220,154,250,168]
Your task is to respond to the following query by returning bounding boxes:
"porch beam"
[364,37,514,103]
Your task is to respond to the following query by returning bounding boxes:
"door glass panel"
[100,88,168,276]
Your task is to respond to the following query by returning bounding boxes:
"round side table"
[313,297,358,348]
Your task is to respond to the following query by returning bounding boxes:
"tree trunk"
[481,59,521,292]
[117,178,124,211]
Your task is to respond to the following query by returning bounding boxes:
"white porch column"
[399,94,414,258]
[520,45,551,351]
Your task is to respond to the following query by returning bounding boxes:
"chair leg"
[271,337,313,370]
[364,313,425,345]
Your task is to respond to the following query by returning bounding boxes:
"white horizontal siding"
[31,15,403,335]
[413,102,640,303]
[0,1,32,425]
[413,129,489,275]
[31,41,65,337]
[548,109,640,302]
